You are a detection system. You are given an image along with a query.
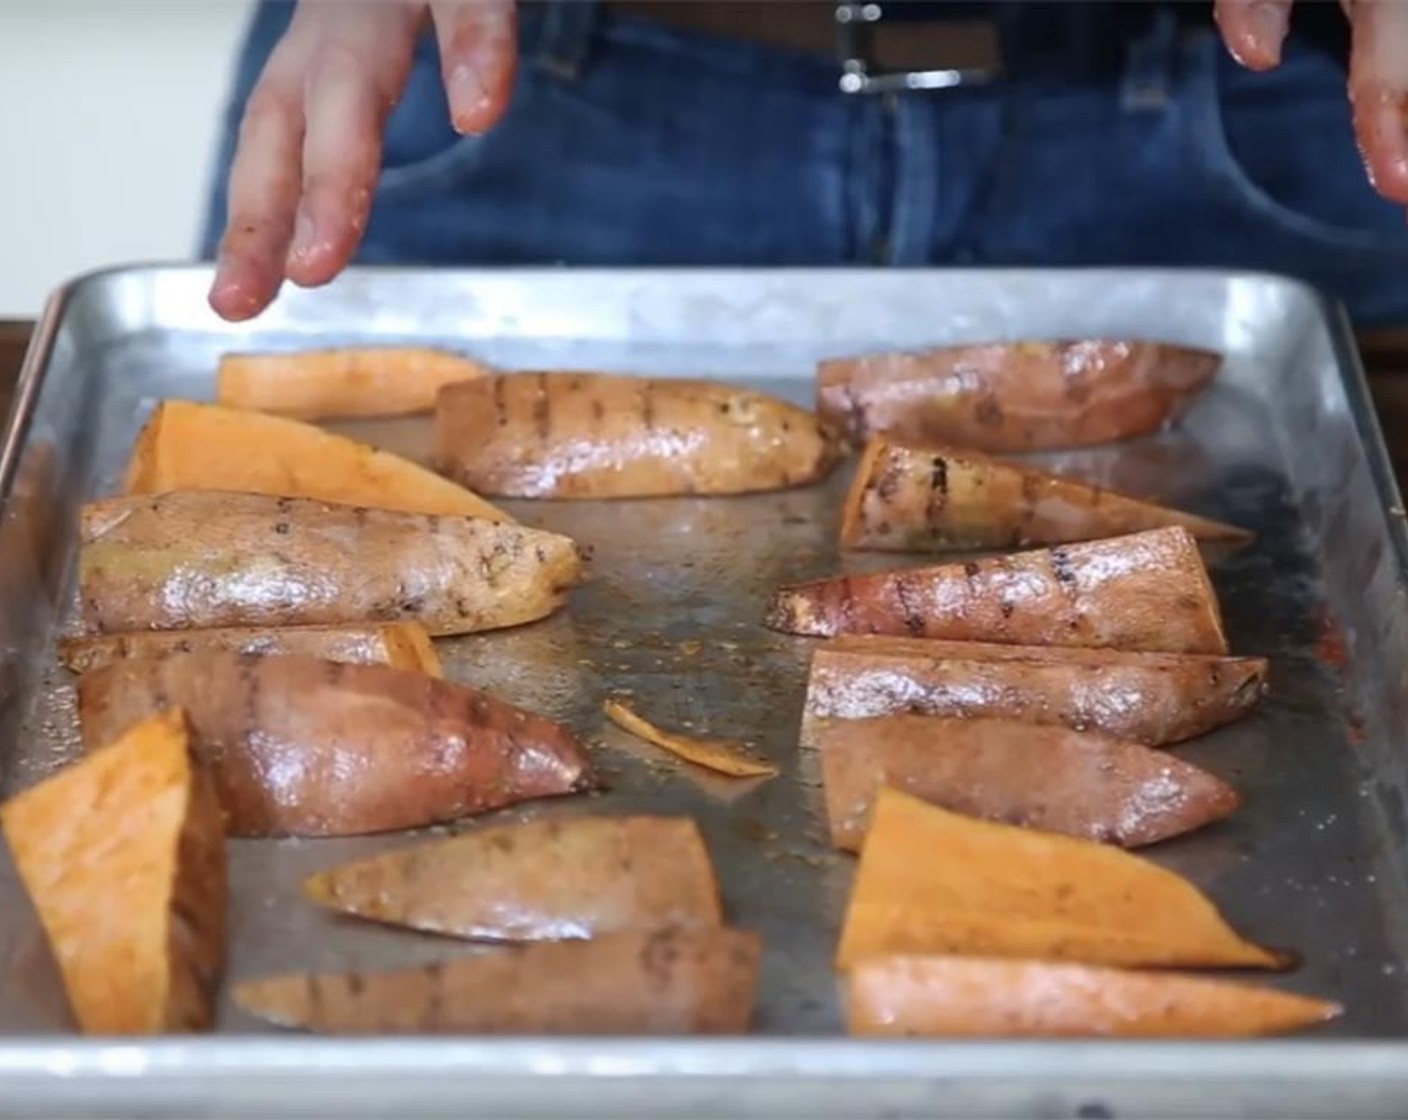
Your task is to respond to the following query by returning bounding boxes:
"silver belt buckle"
[835,3,995,94]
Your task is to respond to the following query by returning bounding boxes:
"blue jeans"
[199,1,1408,328]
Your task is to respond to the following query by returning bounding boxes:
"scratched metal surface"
[2,265,1408,1118]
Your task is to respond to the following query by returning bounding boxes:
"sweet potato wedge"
[77,490,584,637]
[815,714,1241,852]
[846,955,1341,1038]
[817,339,1220,452]
[0,708,227,1034]
[432,371,844,498]
[57,621,442,677]
[234,927,762,1035]
[801,635,1268,747]
[835,786,1288,971]
[840,438,1252,552]
[765,526,1228,654]
[303,814,723,941]
[75,652,593,838]
[217,345,492,420]
[123,399,511,522]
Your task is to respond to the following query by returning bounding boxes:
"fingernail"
[290,206,318,261]
[1251,3,1288,58]
[449,62,491,135]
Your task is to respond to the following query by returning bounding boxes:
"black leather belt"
[606,1,1005,93]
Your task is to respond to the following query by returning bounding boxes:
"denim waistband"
[526,0,1349,86]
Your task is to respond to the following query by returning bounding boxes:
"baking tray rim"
[3,261,1408,1087]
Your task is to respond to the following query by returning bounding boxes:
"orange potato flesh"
[817,339,1220,452]
[840,437,1252,552]
[766,525,1229,654]
[123,399,511,523]
[234,927,762,1035]
[77,490,584,637]
[835,786,1288,971]
[801,635,1268,747]
[814,714,1241,852]
[76,652,594,839]
[433,371,845,498]
[846,955,1341,1038]
[217,346,492,421]
[56,622,443,677]
[0,708,227,1034]
[303,814,724,941]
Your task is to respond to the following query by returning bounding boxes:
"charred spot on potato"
[969,393,1003,427]
[1050,547,1078,591]
[273,522,290,535]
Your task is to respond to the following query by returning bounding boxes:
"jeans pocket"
[1190,30,1408,257]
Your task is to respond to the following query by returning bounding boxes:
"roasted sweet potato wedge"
[75,652,593,838]
[0,708,227,1034]
[801,635,1268,747]
[817,339,1220,452]
[234,927,762,1035]
[846,955,1341,1038]
[840,438,1252,552]
[815,714,1241,852]
[77,491,584,637]
[766,526,1228,654]
[432,371,844,498]
[124,399,510,522]
[218,345,492,420]
[57,621,442,677]
[835,786,1289,971]
[303,815,723,941]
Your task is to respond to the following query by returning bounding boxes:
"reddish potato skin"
[766,526,1228,655]
[433,371,844,498]
[76,490,583,638]
[801,635,1268,747]
[817,339,1220,452]
[815,714,1241,851]
[840,438,1252,552]
[234,927,763,1035]
[76,652,593,838]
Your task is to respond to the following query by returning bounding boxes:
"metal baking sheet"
[2,264,1408,1118]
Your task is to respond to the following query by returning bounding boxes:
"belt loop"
[532,0,601,81]
[1121,3,1179,111]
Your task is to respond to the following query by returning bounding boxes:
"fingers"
[1347,0,1408,204]
[431,0,517,135]
[209,1,424,322]
[209,42,309,321]
[1214,0,1293,70]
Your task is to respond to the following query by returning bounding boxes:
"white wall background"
[0,1,254,317]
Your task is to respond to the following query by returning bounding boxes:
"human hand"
[1214,0,1408,205]
[207,0,517,323]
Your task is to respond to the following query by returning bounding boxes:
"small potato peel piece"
[846,955,1341,1038]
[836,786,1288,971]
[603,697,779,778]
[234,927,763,1035]
[0,708,228,1035]
[303,814,724,941]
